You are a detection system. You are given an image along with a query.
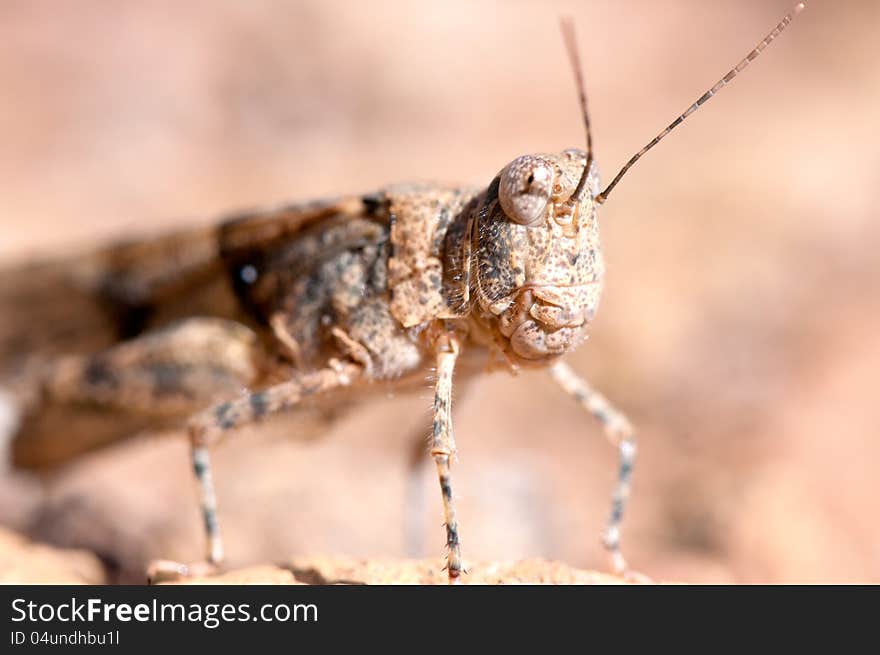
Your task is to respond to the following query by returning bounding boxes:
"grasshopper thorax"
[470,149,604,365]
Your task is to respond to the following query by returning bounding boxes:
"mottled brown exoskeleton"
[0,6,803,583]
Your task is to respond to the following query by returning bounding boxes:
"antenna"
[560,16,594,205]
[595,3,804,205]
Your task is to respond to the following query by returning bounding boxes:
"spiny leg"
[548,361,637,576]
[190,444,223,565]
[148,360,363,582]
[431,335,463,584]
[405,377,473,557]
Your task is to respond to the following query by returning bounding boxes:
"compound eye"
[498,156,554,225]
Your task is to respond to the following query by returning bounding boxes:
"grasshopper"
[0,5,803,583]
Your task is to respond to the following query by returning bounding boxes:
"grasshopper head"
[471,149,603,364]
[467,3,804,365]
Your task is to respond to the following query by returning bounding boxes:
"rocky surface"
[160,557,635,585]
[0,524,638,585]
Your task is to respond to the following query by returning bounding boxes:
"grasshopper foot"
[445,564,466,585]
[621,568,653,584]
[605,545,652,583]
[146,559,220,584]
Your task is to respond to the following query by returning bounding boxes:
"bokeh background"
[0,0,877,583]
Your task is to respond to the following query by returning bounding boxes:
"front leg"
[431,333,463,584]
[549,361,638,576]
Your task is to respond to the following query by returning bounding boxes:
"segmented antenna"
[560,16,594,205]
[595,2,804,205]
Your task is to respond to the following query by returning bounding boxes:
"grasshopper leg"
[13,317,265,470]
[405,376,473,558]
[430,334,464,584]
[184,359,363,570]
[548,361,638,577]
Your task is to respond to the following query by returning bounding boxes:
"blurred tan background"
[0,0,877,583]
